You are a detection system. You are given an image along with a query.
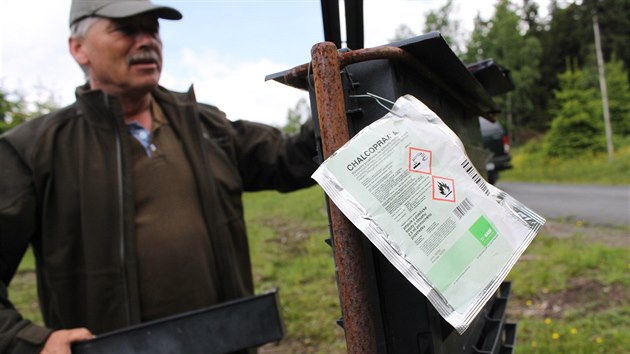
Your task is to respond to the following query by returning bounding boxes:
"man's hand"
[40,328,95,354]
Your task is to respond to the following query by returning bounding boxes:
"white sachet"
[312,94,544,333]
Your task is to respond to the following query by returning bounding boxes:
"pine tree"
[462,0,542,142]
[603,57,630,136]
[543,66,605,157]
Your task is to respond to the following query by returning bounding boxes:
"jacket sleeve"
[196,102,320,192]
[0,137,52,353]
[231,118,319,192]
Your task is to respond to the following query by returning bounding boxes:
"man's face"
[71,14,163,96]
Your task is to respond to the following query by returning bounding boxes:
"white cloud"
[1,0,80,105]
[362,0,433,46]
[161,47,308,127]
[360,0,501,46]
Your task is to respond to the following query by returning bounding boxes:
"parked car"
[479,117,512,184]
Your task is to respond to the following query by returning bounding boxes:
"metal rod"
[592,13,615,161]
[311,41,378,354]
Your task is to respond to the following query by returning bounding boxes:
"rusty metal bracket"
[285,45,494,120]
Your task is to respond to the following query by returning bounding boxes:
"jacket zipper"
[108,95,133,325]
[115,130,132,325]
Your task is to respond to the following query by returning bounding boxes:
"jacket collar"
[74,83,198,128]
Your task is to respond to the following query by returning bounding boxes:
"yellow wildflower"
[525,299,533,306]
[570,328,578,335]
[544,318,552,325]
[595,336,603,344]
[552,332,560,340]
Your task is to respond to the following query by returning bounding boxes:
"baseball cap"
[70,0,182,27]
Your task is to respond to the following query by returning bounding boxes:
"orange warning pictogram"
[432,175,456,202]
[408,147,432,175]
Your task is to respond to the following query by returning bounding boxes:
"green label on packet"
[469,216,497,246]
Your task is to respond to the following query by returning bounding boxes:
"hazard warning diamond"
[408,147,432,175]
[432,176,456,203]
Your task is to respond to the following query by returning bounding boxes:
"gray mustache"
[128,51,160,65]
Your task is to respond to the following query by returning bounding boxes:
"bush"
[543,101,606,157]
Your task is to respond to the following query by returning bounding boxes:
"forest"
[415,0,629,156]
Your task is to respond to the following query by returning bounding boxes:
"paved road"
[495,182,630,227]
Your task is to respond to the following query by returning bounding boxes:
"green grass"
[10,249,42,325]
[501,139,630,184]
[12,186,629,353]
[508,234,630,297]
[506,224,630,354]
[244,188,347,353]
[515,311,630,354]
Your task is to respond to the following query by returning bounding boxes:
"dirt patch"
[508,277,629,320]
[509,220,629,321]
[260,218,329,252]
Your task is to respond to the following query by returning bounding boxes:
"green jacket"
[0,85,318,353]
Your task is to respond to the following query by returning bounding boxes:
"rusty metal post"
[311,41,378,353]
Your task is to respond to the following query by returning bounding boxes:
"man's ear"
[69,37,89,66]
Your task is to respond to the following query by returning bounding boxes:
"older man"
[0,0,318,353]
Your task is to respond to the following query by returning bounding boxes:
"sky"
[0,0,550,127]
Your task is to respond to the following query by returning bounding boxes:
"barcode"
[453,197,474,219]
[461,160,489,195]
